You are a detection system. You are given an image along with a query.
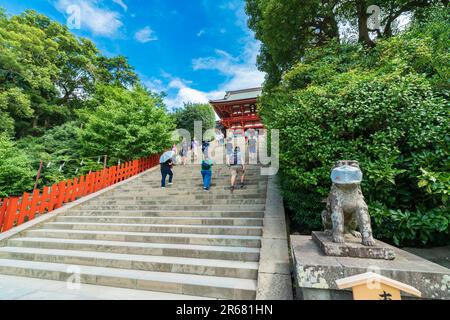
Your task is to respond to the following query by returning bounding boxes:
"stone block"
[256,273,293,300]
[312,231,395,260]
[262,217,287,240]
[291,235,450,300]
[258,238,290,275]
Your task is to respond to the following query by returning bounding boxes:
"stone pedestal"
[312,231,395,260]
[291,235,450,300]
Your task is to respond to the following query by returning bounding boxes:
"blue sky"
[0,0,265,110]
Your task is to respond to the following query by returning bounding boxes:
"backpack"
[202,160,212,170]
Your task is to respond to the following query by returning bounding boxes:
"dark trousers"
[161,167,173,187]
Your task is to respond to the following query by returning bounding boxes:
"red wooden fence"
[0,154,160,233]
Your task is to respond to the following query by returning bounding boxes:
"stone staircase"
[0,164,268,299]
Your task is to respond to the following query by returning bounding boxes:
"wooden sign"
[336,272,421,300]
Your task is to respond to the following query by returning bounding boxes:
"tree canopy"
[79,85,175,161]
[246,0,448,87]
[0,9,138,138]
[0,8,175,197]
[173,103,216,139]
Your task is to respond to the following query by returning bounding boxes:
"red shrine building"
[210,87,264,137]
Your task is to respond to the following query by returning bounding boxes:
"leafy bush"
[371,203,449,247]
[260,8,450,246]
[16,122,104,188]
[0,134,35,197]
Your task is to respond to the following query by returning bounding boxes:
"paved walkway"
[0,275,215,300]
[403,246,450,269]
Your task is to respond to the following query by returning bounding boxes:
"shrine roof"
[210,87,262,104]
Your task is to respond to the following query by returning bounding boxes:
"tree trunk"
[32,115,39,128]
[356,0,374,46]
[328,11,340,40]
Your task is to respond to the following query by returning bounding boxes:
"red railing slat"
[0,154,160,233]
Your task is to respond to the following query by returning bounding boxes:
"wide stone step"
[114,189,266,195]
[24,229,262,247]
[41,222,263,236]
[135,178,263,184]
[8,238,260,261]
[73,205,266,211]
[107,190,266,197]
[151,169,263,174]
[0,259,256,299]
[135,179,263,184]
[116,187,266,193]
[131,173,263,179]
[56,216,264,226]
[117,185,265,190]
[0,247,259,279]
[97,193,267,200]
[63,210,265,218]
[129,181,265,187]
[85,199,266,205]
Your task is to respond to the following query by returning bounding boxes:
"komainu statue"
[321,160,376,246]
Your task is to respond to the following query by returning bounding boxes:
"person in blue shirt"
[201,156,214,191]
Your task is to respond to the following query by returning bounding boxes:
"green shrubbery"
[260,8,449,246]
[0,134,35,197]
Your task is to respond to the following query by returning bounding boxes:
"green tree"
[246,0,340,87]
[0,10,59,137]
[258,7,450,246]
[245,0,446,87]
[0,9,140,138]
[97,56,139,88]
[0,8,176,197]
[0,134,35,197]
[16,122,104,188]
[173,103,216,139]
[78,85,175,162]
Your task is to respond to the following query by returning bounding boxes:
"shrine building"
[210,87,264,137]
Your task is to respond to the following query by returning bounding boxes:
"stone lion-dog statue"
[321,160,376,246]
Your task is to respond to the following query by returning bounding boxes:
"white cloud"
[147,39,265,110]
[197,29,205,37]
[219,0,250,33]
[112,0,127,12]
[192,40,265,92]
[165,78,211,108]
[55,0,123,37]
[143,78,166,93]
[143,0,265,111]
[135,26,158,43]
